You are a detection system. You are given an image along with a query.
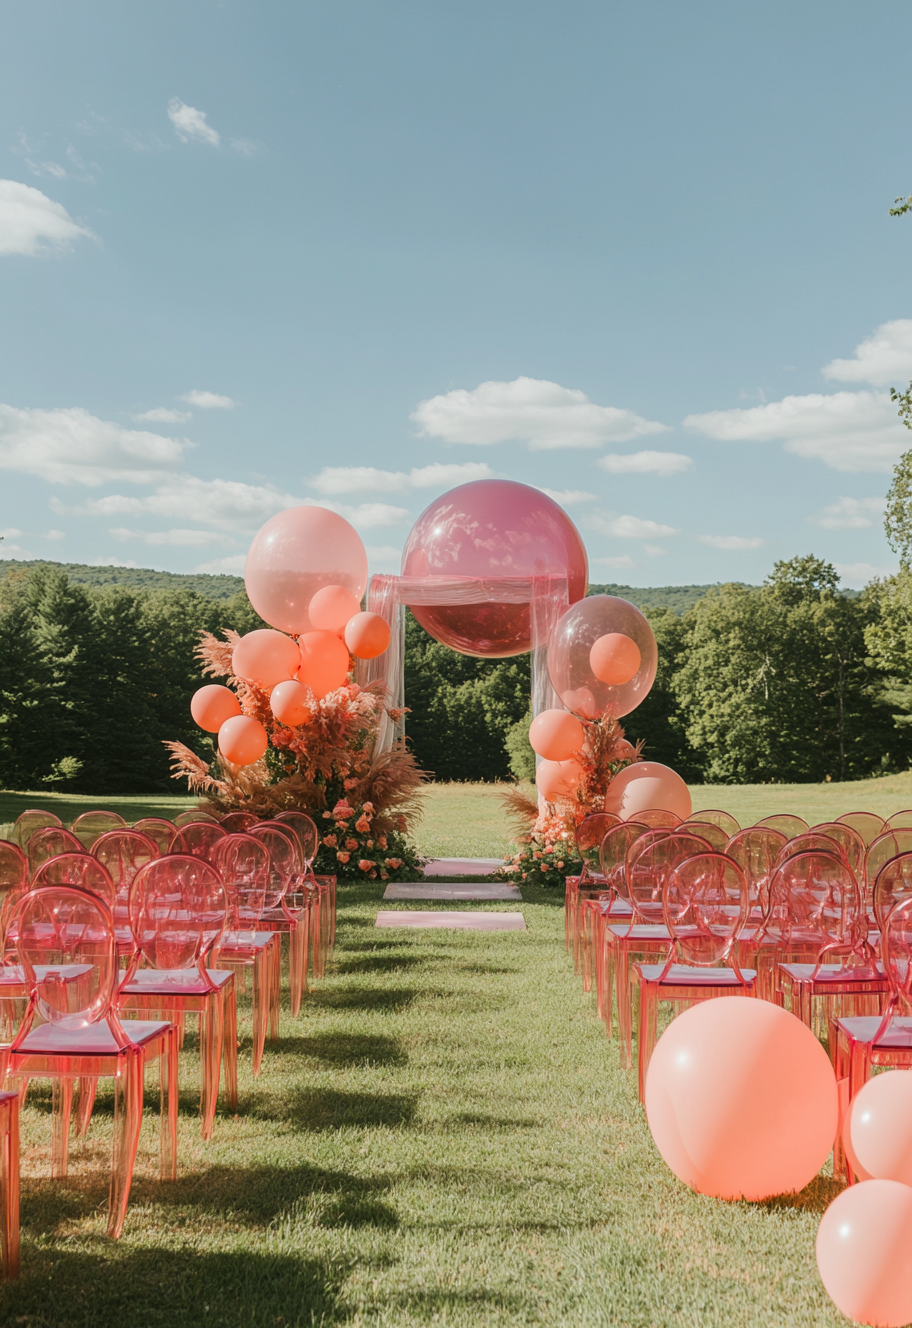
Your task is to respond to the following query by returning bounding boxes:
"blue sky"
[1,0,910,588]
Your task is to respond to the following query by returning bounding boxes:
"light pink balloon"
[605,761,691,821]
[646,997,838,1200]
[218,715,268,766]
[817,1180,912,1326]
[548,595,657,719]
[269,680,313,727]
[529,710,585,762]
[847,1071,912,1186]
[308,584,361,634]
[245,507,368,636]
[232,629,301,689]
[190,684,241,733]
[536,757,584,802]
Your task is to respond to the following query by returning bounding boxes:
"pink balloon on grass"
[190,684,241,733]
[232,629,301,689]
[846,1071,912,1186]
[548,595,657,719]
[646,996,838,1200]
[308,584,362,634]
[218,715,268,766]
[245,507,368,636]
[605,761,691,821]
[344,611,391,659]
[528,710,585,762]
[269,680,313,727]
[536,757,584,802]
[296,631,351,699]
[817,1180,912,1327]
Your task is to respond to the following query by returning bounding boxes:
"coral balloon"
[549,595,657,719]
[401,479,588,658]
[232,629,301,689]
[296,630,351,699]
[536,757,584,802]
[605,761,692,821]
[308,584,362,634]
[645,997,837,1200]
[269,680,313,727]
[218,715,268,766]
[245,506,368,635]
[846,1071,912,1186]
[816,1181,912,1327]
[190,684,241,734]
[529,710,585,762]
[589,633,641,685]
[344,611,391,659]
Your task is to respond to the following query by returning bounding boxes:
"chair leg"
[200,992,225,1142]
[74,1077,97,1138]
[222,981,239,1111]
[311,897,324,980]
[289,922,306,1018]
[159,1027,178,1181]
[637,982,658,1104]
[267,940,281,1041]
[51,1078,74,1178]
[616,948,634,1070]
[251,947,272,1077]
[0,1096,19,1278]
[108,1050,143,1239]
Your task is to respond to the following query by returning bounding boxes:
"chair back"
[70,810,127,849]
[775,831,852,872]
[885,810,912,833]
[627,809,681,830]
[626,831,714,924]
[874,895,912,1038]
[212,833,271,921]
[683,809,740,837]
[174,810,220,828]
[27,827,85,876]
[755,813,809,839]
[762,850,861,959]
[0,842,28,948]
[872,852,912,933]
[274,811,319,868]
[32,853,117,908]
[12,808,62,849]
[678,820,729,852]
[249,823,300,907]
[664,852,749,968]
[837,811,886,845]
[219,811,259,834]
[574,813,620,876]
[92,829,159,899]
[724,826,787,920]
[865,830,912,903]
[811,821,865,879]
[132,818,178,854]
[598,823,649,895]
[171,821,228,863]
[128,855,227,973]
[11,885,118,1030]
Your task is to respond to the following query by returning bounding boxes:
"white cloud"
[0,404,187,485]
[0,528,23,538]
[181,389,235,409]
[585,512,679,539]
[316,501,410,528]
[643,545,668,556]
[598,450,693,476]
[591,555,636,570]
[411,376,668,450]
[0,543,32,559]
[109,526,237,547]
[62,475,302,528]
[699,535,765,550]
[685,390,907,472]
[809,496,884,530]
[824,321,912,387]
[134,407,192,423]
[167,100,220,148]
[42,529,65,540]
[537,488,598,505]
[230,138,260,157]
[194,555,246,575]
[0,179,94,256]
[834,561,897,589]
[311,461,492,495]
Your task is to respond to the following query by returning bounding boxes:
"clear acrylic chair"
[117,855,237,1140]
[865,830,912,923]
[774,831,853,873]
[273,812,332,957]
[132,818,177,854]
[249,823,311,1015]
[682,809,740,837]
[627,809,681,830]
[219,811,259,834]
[632,850,754,1100]
[173,810,220,828]
[0,1090,18,1278]
[70,811,127,850]
[1,885,177,1238]
[566,812,623,968]
[811,821,866,882]
[755,813,809,838]
[678,820,729,852]
[885,810,912,832]
[11,809,62,850]
[170,821,228,862]
[724,826,787,922]
[26,827,85,877]
[0,844,28,955]
[837,811,886,845]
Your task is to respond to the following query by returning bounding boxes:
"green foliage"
[2,558,246,600]
[505,708,536,781]
[587,581,745,615]
[502,837,582,888]
[885,389,912,568]
[890,194,912,217]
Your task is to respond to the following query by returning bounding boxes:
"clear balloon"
[589,632,642,685]
[269,679,314,727]
[218,715,268,766]
[308,584,362,634]
[605,761,691,821]
[529,709,585,762]
[401,479,588,658]
[846,1071,912,1186]
[245,507,368,636]
[344,611,391,659]
[536,757,584,802]
[190,684,241,733]
[816,1180,912,1327]
[296,630,351,699]
[645,996,838,1200]
[232,628,301,689]
[548,595,657,718]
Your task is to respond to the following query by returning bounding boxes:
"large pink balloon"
[245,507,368,636]
[817,1181,912,1327]
[536,757,584,802]
[232,629,301,689]
[529,709,585,762]
[218,715,268,766]
[605,761,692,821]
[645,997,837,1200]
[190,684,241,733]
[548,595,657,718]
[401,480,588,658]
[847,1072,912,1186]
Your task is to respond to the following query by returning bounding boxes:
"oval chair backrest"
[249,824,300,907]
[764,851,859,950]
[885,810,912,833]
[683,809,741,837]
[131,818,178,854]
[27,827,85,877]
[219,811,259,834]
[678,820,729,853]
[32,853,117,908]
[92,829,159,897]
[755,814,809,839]
[70,810,127,849]
[171,821,227,863]
[626,832,714,925]
[12,885,116,1028]
[865,830,912,899]
[12,808,63,849]
[775,833,852,877]
[599,823,650,894]
[574,813,620,872]
[664,852,748,967]
[129,855,227,971]
[273,811,320,868]
[0,842,28,947]
[873,853,912,934]
[882,895,912,1013]
[838,811,886,845]
[627,809,681,830]
[724,826,787,919]
[811,822,866,880]
[212,833,271,919]
[173,810,220,828]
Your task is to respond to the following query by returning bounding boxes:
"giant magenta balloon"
[232,629,301,689]
[816,1180,912,1327]
[400,479,587,658]
[548,595,657,718]
[846,1071,912,1186]
[218,715,268,766]
[646,997,838,1200]
[605,761,692,821]
[190,684,241,733]
[245,507,368,636]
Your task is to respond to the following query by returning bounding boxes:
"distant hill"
[1,560,245,601]
[586,582,749,614]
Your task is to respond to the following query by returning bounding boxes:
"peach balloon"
[190,684,241,733]
[847,1072,912,1186]
[245,506,368,636]
[232,629,301,689]
[218,715,268,766]
[561,686,599,719]
[589,633,642,685]
[270,679,313,727]
[308,584,361,634]
[817,1180,912,1327]
[344,611,391,659]
[645,997,838,1200]
[296,630,351,699]
[536,757,584,802]
[529,710,585,762]
[605,761,692,821]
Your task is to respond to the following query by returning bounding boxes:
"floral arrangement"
[166,629,426,882]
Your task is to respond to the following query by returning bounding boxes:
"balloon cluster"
[189,508,391,767]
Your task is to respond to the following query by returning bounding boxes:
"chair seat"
[607,924,670,940]
[780,962,885,984]
[220,930,276,953]
[598,900,634,917]
[638,964,756,986]
[0,963,94,988]
[120,969,233,997]
[16,1018,171,1056]
[836,1015,912,1049]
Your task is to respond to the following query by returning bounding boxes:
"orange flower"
[355,814,371,833]
[384,858,402,870]
[323,834,338,848]
[345,837,359,851]
[378,835,388,849]
[362,801,374,812]
[358,859,374,872]
[336,851,350,864]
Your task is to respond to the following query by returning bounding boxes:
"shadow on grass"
[334,952,427,975]
[290,1032,407,1067]
[757,1172,845,1215]
[308,985,422,1013]
[448,1112,540,1130]
[251,1086,419,1132]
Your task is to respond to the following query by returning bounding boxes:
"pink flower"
[332,799,354,817]
[533,851,542,859]
[335,821,349,831]
[358,859,374,872]
[384,858,402,870]
[336,851,351,864]
[323,834,338,848]
[557,861,565,869]
[362,801,374,812]
[355,814,371,833]
[343,777,359,790]
[345,837,359,851]
[322,811,332,819]
[378,836,388,849]
[366,839,374,848]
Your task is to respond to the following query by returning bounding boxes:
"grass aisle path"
[0,884,845,1327]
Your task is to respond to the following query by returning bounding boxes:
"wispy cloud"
[834,561,897,588]
[0,404,186,485]
[585,512,679,539]
[167,99,220,147]
[809,496,884,530]
[537,488,597,505]
[823,321,912,387]
[699,535,765,550]
[134,407,192,424]
[181,389,235,409]
[0,179,95,256]
[598,451,693,476]
[194,554,246,575]
[109,527,237,547]
[591,555,636,570]
[311,461,492,495]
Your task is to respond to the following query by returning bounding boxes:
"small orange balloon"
[529,710,584,762]
[308,584,362,634]
[190,684,242,733]
[232,629,301,689]
[344,611,391,659]
[536,757,584,802]
[218,715,268,766]
[589,633,641,685]
[270,679,313,727]
[297,630,351,699]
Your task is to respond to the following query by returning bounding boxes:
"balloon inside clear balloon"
[547,595,657,718]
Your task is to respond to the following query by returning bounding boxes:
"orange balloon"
[847,1071,912,1185]
[344,611,391,659]
[589,632,642,685]
[817,1180,912,1326]
[296,630,351,699]
[269,679,313,727]
[561,686,599,719]
[218,715,268,766]
[190,684,242,733]
[308,584,362,634]
[605,761,692,821]
[536,757,584,802]
[645,997,837,1200]
[529,709,585,762]
[232,629,301,689]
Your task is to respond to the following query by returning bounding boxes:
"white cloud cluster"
[311,461,492,495]
[182,390,235,409]
[0,179,94,257]
[411,377,668,449]
[134,407,192,423]
[598,450,693,476]
[167,100,221,148]
[0,405,187,485]
[699,535,765,550]
[585,512,679,539]
[809,496,884,530]
[823,321,912,387]
[60,475,303,528]
[537,487,597,505]
[110,527,237,548]
[834,561,898,589]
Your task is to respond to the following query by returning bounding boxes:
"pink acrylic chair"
[774,831,853,872]
[171,821,228,862]
[682,809,741,837]
[118,855,237,1140]
[1,885,177,1237]
[32,853,116,909]
[0,843,28,953]
[873,852,912,936]
[677,820,729,853]
[567,812,623,971]
[838,811,886,846]
[576,824,643,1016]
[250,822,311,1014]
[627,809,681,830]
[220,811,259,834]
[11,809,62,850]
[725,826,787,922]
[132,818,177,854]
[756,813,809,839]
[93,830,159,899]
[633,851,754,1100]
[70,811,127,850]
[885,810,912,832]
[811,821,866,882]
[864,830,912,924]
[26,827,85,877]
[273,811,331,959]
[174,809,220,828]
[0,1090,18,1278]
